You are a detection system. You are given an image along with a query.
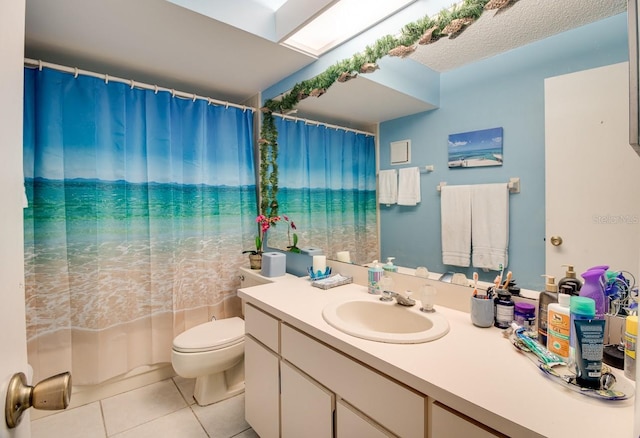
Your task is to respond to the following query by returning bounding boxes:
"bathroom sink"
[322,299,449,344]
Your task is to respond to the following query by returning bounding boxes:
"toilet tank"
[238,268,275,316]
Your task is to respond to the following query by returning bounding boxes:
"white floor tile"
[172,375,196,405]
[192,393,250,438]
[31,402,105,438]
[110,407,208,438]
[101,379,187,436]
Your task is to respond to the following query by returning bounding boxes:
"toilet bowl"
[171,317,245,406]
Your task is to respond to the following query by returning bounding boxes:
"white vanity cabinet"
[280,360,334,438]
[430,400,504,438]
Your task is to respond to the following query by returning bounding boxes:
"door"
[545,62,640,280]
[0,0,31,436]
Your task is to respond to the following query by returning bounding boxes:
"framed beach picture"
[448,127,503,168]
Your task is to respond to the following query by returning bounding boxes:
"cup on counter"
[470,295,494,328]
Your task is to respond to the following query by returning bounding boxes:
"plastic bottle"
[625,315,638,381]
[493,289,514,329]
[368,260,383,294]
[547,293,571,361]
[558,264,582,296]
[537,275,558,346]
[568,296,596,372]
[382,257,398,273]
[579,268,606,320]
[514,301,535,334]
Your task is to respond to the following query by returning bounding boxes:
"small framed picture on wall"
[448,127,503,168]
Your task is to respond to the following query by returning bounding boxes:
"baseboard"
[31,363,176,421]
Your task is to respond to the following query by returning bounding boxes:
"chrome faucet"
[386,291,416,307]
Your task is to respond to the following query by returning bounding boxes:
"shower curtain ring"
[74,67,78,78]
[154,85,158,94]
[38,60,42,71]
[104,74,109,84]
[193,94,197,102]
[130,79,135,89]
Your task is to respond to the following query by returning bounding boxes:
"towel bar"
[436,177,520,194]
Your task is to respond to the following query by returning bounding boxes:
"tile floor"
[31,376,258,438]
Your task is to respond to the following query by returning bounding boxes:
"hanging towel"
[440,185,472,267]
[397,167,421,206]
[378,169,398,205]
[471,183,509,270]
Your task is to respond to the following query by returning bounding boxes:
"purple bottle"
[579,268,606,319]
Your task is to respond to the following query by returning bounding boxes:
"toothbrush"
[501,271,512,289]
[496,263,504,290]
[473,272,478,296]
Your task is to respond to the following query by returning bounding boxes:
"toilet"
[171,317,245,406]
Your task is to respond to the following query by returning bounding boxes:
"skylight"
[282,0,416,57]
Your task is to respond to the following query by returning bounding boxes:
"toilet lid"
[173,317,244,353]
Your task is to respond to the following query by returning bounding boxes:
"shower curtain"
[269,117,377,265]
[23,67,256,385]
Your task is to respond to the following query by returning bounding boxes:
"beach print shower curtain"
[23,67,256,385]
[269,117,377,264]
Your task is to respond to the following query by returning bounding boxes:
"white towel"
[440,185,471,267]
[471,183,509,270]
[397,167,421,206]
[378,169,397,205]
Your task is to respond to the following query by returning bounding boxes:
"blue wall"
[379,13,629,290]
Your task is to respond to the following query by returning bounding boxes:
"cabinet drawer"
[245,303,279,352]
[281,324,426,438]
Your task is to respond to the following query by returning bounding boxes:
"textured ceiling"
[411,0,628,72]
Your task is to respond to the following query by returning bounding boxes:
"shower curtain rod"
[24,58,376,137]
[271,112,375,137]
[24,58,255,113]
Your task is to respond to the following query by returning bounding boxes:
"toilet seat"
[172,317,244,353]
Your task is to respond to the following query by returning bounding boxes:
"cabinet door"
[281,360,334,438]
[245,336,279,438]
[336,399,394,438]
[431,401,503,438]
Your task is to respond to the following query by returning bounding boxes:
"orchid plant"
[282,215,300,253]
[243,214,280,255]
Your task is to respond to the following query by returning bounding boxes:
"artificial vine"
[258,0,513,216]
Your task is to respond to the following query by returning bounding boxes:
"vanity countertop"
[238,273,634,438]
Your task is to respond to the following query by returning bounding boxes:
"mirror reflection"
[269,4,638,290]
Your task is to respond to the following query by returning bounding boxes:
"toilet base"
[193,359,245,406]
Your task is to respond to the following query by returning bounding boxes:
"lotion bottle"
[368,261,383,294]
[383,257,398,273]
[547,293,571,361]
[537,275,558,346]
[558,264,582,295]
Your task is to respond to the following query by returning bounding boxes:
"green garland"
[258,0,495,217]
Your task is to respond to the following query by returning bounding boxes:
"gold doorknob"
[5,371,72,428]
[550,236,563,246]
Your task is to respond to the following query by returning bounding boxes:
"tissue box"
[300,247,324,256]
[261,252,286,277]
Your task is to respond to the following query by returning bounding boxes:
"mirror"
[267,4,634,290]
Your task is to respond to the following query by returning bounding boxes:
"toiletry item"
[312,255,327,275]
[547,293,571,361]
[579,268,606,320]
[573,318,606,389]
[568,296,596,372]
[537,275,558,345]
[493,289,514,329]
[383,257,398,272]
[558,264,582,295]
[471,295,494,328]
[368,260,383,294]
[514,302,536,335]
[625,315,637,380]
[511,324,564,366]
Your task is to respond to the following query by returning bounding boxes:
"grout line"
[98,400,109,437]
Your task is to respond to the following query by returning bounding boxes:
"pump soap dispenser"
[383,257,398,273]
[558,264,582,296]
[368,261,383,294]
[537,275,558,346]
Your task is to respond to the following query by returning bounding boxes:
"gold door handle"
[550,236,563,246]
[5,371,71,428]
